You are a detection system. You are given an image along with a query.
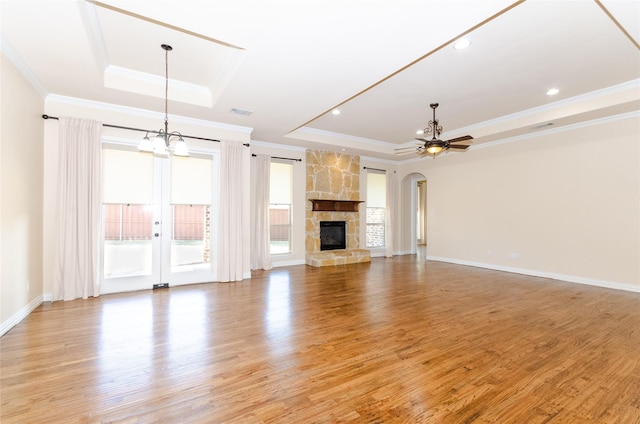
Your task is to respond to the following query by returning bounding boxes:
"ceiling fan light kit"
[137,44,189,157]
[414,103,473,158]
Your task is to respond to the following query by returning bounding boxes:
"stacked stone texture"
[305,150,370,266]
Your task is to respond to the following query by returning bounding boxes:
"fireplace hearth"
[320,221,346,251]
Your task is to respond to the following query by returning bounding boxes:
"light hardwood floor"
[1,256,639,423]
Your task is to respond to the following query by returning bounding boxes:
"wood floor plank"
[1,256,639,423]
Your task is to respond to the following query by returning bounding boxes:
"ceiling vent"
[229,108,253,116]
[532,122,554,130]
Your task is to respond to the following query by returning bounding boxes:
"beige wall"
[1,54,45,334]
[398,114,640,290]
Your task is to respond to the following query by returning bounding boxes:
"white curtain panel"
[385,170,396,258]
[250,154,273,270]
[218,140,245,282]
[53,117,102,301]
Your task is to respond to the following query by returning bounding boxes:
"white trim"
[0,296,43,337]
[45,94,254,134]
[440,79,640,140]
[394,249,414,256]
[290,126,392,149]
[360,156,399,166]
[0,37,48,97]
[251,140,307,152]
[272,259,306,267]
[104,65,213,107]
[426,255,640,293]
[473,110,640,151]
[78,0,108,72]
[369,250,387,258]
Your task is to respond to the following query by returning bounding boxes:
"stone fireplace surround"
[305,150,371,267]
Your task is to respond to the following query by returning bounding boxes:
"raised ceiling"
[1,0,638,160]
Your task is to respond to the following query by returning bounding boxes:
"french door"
[100,143,218,294]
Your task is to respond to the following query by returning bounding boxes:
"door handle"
[154,233,160,237]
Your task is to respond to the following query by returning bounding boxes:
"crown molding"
[251,140,307,152]
[45,94,253,134]
[104,65,212,107]
[1,37,48,98]
[473,110,640,151]
[441,78,640,140]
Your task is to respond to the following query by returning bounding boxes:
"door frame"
[99,142,219,295]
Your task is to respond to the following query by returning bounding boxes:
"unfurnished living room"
[1,1,639,423]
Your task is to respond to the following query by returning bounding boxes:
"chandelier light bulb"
[173,138,189,157]
[138,135,153,152]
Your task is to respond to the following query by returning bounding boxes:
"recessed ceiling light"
[331,109,341,115]
[453,39,471,50]
[546,88,559,96]
[416,130,424,135]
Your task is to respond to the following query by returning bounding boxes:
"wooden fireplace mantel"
[310,199,364,212]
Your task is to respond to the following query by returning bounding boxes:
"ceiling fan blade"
[447,144,469,150]
[415,138,430,143]
[446,135,473,143]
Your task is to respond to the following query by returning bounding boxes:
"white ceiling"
[2,0,639,161]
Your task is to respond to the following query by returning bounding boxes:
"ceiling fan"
[395,103,473,158]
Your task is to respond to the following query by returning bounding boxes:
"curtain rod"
[363,166,385,172]
[252,153,302,162]
[42,114,250,147]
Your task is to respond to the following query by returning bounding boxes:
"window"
[270,161,293,254]
[366,171,386,248]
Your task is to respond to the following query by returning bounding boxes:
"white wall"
[42,96,253,297]
[250,141,307,267]
[1,54,45,335]
[398,114,640,291]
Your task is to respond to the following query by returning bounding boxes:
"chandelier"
[138,44,189,157]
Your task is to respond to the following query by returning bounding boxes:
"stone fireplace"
[305,150,371,267]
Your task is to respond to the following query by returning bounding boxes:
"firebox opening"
[320,221,346,251]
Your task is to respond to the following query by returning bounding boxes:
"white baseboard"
[426,256,640,293]
[0,295,43,337]
[272,259,306,267]
[394,250,414,256]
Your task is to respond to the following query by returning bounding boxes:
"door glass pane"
[170,154,213,272]
[103,204,153,278]
[171,204,210,269]
[103,148,153,204]
[170,156,212,204]
[102,147,154,279]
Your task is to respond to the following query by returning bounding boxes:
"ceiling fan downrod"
[428,102,442,140]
